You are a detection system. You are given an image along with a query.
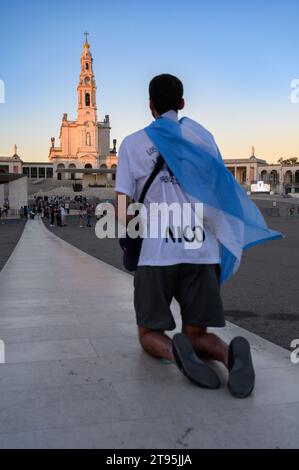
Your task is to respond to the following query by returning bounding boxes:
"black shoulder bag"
[119,155,165,272]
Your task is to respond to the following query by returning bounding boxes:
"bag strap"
[138,155,165,204]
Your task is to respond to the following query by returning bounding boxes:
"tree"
[277,157,298,165]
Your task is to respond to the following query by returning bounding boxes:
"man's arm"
[115,192,132,228]
[115,138,136,228]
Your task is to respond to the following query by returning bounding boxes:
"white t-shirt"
[115,111,220,266]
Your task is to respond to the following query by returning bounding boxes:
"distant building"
[0,145,23,175]
[224,147,267,187]
[223,147,299,194]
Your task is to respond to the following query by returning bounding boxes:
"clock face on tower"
[84,77,91,85]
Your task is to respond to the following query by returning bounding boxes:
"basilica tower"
[77,33,98,124]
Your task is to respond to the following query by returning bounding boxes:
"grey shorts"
[134,264,225,331]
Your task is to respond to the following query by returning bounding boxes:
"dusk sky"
[0,0,298,163]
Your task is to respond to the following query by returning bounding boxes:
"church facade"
[48,35,117,181]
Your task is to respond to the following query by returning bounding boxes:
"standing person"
[65,200,70,215]
[0,207,5,224]
[37,204,42,218]
[86,205,93,227]
[43,205,49,219]
[79,206,85,228]
[115,74,282,398]
[60,206,67,226]
[50,206,55,227]
[56,206,62,227]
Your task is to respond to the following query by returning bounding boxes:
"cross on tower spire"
[84,32,89,44]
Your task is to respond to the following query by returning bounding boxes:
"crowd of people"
[1,194,100,228]
[19,195,96,228]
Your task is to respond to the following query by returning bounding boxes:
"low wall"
[8,177,28,214]
[253,198,299,217]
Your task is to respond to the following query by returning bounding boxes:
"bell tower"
[77,33,98,124]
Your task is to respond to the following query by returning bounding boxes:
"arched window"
[0,165,9,174]
[85,164,92,169]
[261,170,268,182]
[85,93,90,107]
[86,63,89,70]
[284,171,293,184]
[86,132,91,146]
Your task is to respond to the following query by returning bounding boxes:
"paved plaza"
[0,218,299,448]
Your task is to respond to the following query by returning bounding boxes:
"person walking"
[115,74,282,398]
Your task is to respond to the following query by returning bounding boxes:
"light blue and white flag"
[145,116,283,284]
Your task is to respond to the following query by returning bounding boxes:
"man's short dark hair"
[149,74,184,115]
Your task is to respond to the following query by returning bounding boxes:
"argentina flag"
[145,116,283,284]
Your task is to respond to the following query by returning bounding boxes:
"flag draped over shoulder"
[144,116,283,284]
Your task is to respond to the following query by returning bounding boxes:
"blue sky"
[0,0,298,162]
